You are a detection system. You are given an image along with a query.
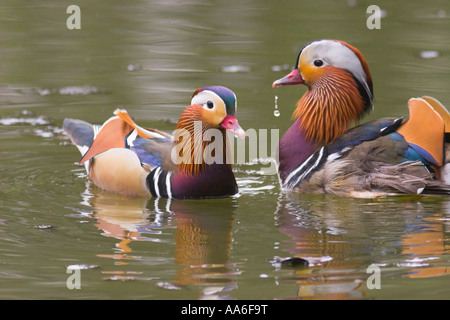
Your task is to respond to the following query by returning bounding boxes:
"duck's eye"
[313,59,324,67]
[206,101,214,109]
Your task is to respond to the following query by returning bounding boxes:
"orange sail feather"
[79,116,134,165]
[397,98,445,166]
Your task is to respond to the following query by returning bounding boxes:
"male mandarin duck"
[63,86,245,199]
[272,39,450,198]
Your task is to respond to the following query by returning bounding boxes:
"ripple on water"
[0,111,49,126]
[0,110,68,140]
[33,86,104,96]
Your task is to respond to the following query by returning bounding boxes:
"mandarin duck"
[63,86,245,199]
[272,39,450,198]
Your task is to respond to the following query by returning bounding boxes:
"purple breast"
[278,119,319,183]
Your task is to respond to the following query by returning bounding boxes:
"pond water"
[1,0,450,300]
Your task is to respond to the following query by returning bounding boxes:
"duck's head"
[272,39,374,144]
[175,86,245,175]
[182,86,245,139]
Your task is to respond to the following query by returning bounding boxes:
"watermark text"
[366,5,382,29]
[66,266,81,289]
[366,264,381,289]
[66,5,81,30]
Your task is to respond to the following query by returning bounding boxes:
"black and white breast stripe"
[282,147,327,189]
[147,167,172,198]
[282,144,361,189]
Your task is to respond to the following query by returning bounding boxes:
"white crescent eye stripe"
[191,90,222,105]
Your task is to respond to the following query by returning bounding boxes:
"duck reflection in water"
[274,193,366,299]
[401,213,450,279]
[88,188,238,298]
[274,193,450,299]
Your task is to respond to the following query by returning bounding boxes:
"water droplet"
[273,95,280,117]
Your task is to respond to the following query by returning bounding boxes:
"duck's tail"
[63,118,100,173]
